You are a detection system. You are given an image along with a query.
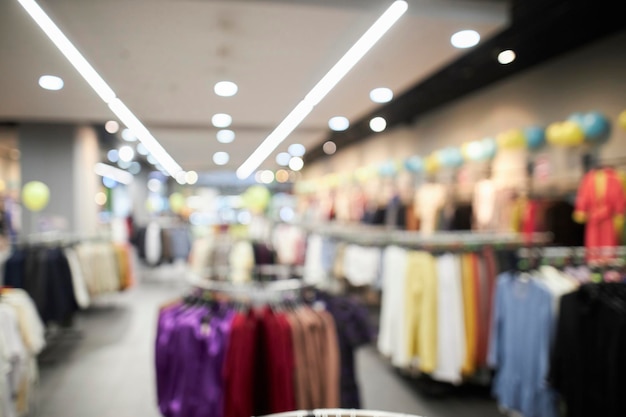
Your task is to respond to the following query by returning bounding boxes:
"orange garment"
[574,168,626,261]
[460,254,478,376]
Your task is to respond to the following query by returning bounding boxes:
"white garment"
[377,246,410,368]
[303,234,328,287]
[64,247,91,309]
[432,254,466,384]
[0,304,28,417]
[538,265,578,313]
[189,236,215,277]
[229,240,255,283]
[342,245,381,286]
[414,183,447,235]
[272,224,304,265]
[145,222,163,266]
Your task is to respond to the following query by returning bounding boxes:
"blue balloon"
[378,160,396,177]
[481,137,497,159]
[524,126,546,150]
[583,111,611,142]
[437,147,464,168]
[567,111,611,142]
[404,156,424,173]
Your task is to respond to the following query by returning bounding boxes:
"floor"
[36,263,502,417]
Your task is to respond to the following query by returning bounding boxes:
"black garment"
[550,283,626,417]
[449,203,473,231]
[317,292,375,409]
[3,246,78,323]
[544,200,585,246]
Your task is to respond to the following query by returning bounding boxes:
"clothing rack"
[257,409,423,417]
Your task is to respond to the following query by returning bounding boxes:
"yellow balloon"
[619,110,626,131]
[546,121,585,146]
[169,192,185,214]
[21,181,50,212]
[242,185,271,213]
[497,129,526,149]
[425,154,440,174]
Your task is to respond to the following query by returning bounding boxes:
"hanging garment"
[574,168,626,260]
[414,183,447,235]
[460,253,479,376]
[378,246,410,368]
[145,222,163,266]
[550,283,626,417]
[487,272,559,417]
[404,251,438,373]
[432,254,466,384]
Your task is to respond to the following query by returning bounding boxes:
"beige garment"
[317,310,340,408]
[296,307,324,408]
[414,183,447,234]
[473,179,497,231]
[286,312,308,409]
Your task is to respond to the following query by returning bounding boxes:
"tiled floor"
[36,266,501,417]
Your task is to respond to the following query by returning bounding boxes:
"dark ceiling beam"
[304,0,626,163]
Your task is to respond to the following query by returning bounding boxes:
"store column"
[19,123,100,236]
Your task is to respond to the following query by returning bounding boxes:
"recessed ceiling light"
[185,171,199,185]
[275,169,290,183]
[260,170,275,184]
[323,141,337,155]
[38,75,64,91]
[175,171,187,185]
[213,151,230,166]
[121,128,137,142]
[147,154,157,165]
[451,30,480,49]
[104,120,119,134]
[289,156,304,171]
[212,113,232,128]
[370,116,387,132]
[107,149,119,163]
[369,87,393,103]
[216,129,235,144]
[117,159,132,169]
[214,81,238,97]
[128,162,141,175]
[147,178,162,193]
[136,143,149,156]
[118,145,135,162]
[288,143,306,157]
[328,116,350,131]
[276,152,291,166]
[498,49,516,65]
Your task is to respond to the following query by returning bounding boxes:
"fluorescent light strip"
[94,163,134,185]
[236,0,408,179]
[18,0,183,177]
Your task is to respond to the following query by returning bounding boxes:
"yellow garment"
[404,251,438,373]
[460,254,478,376]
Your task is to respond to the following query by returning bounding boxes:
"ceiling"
[0,0,509,177]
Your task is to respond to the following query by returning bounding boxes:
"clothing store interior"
[1,0,625,417]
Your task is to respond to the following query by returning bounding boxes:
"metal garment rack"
[257,410,423,417]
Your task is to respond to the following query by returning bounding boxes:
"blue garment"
[487,272,559,417]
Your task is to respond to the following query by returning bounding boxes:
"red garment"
[223,311,258,417]
[257,308,296,414]
[575,168,626,260]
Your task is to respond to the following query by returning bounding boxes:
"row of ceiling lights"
[318,29,517,156]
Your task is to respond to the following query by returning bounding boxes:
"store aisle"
[36,277,500,417]
[37,280,184,417]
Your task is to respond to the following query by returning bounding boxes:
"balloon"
[404,156,424,173]
[546,121,585,146]
[425,154,440,174]
[619,110,626,131]
[481,137,498,159]
[497,129,526,149]
[22,181,50,212]
[524,126,546,150]
[169,192,185,214]
[241,185,271,213]
[462,141,484,161]
[568,112,610,143]
[437,147,463,168]
[378,160,397,177]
